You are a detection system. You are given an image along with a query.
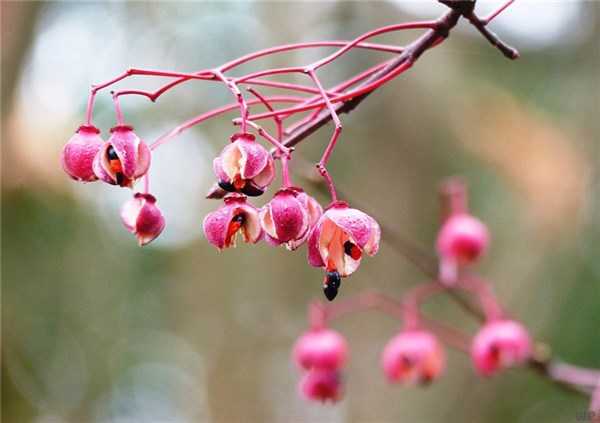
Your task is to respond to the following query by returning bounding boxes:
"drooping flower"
[203,196,263,250]
[120,193,165,246]
[293,328,348,371]
[435,213,490,285]
[93,125,151,188]
[260,189,310,250]
[61,125,104,182]
[471,320,531,377]
[381,330,445,384]
[213,133,275,197]
[299,368,344,403]
[307,202,380,300]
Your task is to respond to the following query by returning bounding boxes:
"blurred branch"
[1,2,44,113]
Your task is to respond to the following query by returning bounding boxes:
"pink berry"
[61,125,104,182]
[298,368,343,403]
[92,125,151,188]
[471,320,532,377]
[436,213,489,265]
[307,202,380,279]
[203,196,263,250]
[213,133,275,197]
[381,330,445,384]
[260,189,310,250]
[121,193,165,246]
[293,328,348,371]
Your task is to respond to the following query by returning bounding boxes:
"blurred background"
[2,1,598,422]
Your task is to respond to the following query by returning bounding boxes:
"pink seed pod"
[307,202,380,300]
[260,189,310,249]
[436,213,490,264]
[93,125,152,188]
[213,133,275,197]
[298,368,343,403]
[120,193,165,246]
[471,320,532,377]
[203,196,263,250]
[307,202,380,278]
[435,213,490,285]
[60,125,104,182]
[381,330,445,384]
[293,328,348,371]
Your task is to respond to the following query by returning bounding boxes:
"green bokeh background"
[2,2,598,422]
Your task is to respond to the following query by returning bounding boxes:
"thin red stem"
[112,92,124,125]
[481,0,515,24]
[149,96,304,151]
[308,21,437,71]
[218,40,405,74]
[213,70,249,133]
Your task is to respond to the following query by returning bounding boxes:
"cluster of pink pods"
[62,126,532,404]
[61,125,164,246]
[291,196,532,403]
[293,321,531,403]
[202,132,381,301]
[62,129,380,300]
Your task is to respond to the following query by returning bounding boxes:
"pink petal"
[249,154,275,189]
[218,143,244,181]
[92,144,117,184]
[213,156,230,183]
[133,140,152,179]
[237,138,269,180]
[307,221,326,268]
[109,125,140,178]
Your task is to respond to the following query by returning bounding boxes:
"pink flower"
[307,202,380,300]
[381,330,445,384]
[213,133,275,197]
[293,328,348,371]
[471,320,531,377]
[203,196,263,250]
[61,125,104,182]
[435,213,490,285]
[121,193,165,246]
[259,189,310,250]
[93,125,152,188]
[299,369,343,403]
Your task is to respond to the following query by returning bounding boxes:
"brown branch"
[206,3,489,199]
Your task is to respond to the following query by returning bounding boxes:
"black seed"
[107,145,119,160]
[116,173,124,186]
[232,214,245,224]
[241,183,264,197]
[326,270,341,289]
[218,179,236,192]
[344,241,354,256]
[323,283,338,301]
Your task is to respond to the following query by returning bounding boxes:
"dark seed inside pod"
[218,180,237,192]
[107,145,119,161]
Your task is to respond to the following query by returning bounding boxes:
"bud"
[471,320,531,377]
[120,193,165,246]
[293,328,348,371]
[381,330,445,384]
